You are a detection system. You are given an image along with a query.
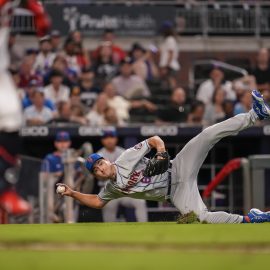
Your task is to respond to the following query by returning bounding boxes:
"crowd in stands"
[8,23,270,128]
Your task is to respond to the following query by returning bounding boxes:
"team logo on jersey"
[134,142,142,150]
[123,170,142,192]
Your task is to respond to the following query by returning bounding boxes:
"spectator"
[69,30,91,69]
[74,42,91,70]
[97,129,148,222]
[112,57,150,99]
[71,67,100,109]
[70,104,87,125]
[187,100,205,125]
[251,48,270,92]
[104,106,121,126]
[23,89,53,126]
[19,56,39,88]
[51,101,71,124]
[86,93,109,126]
[196,66,236,105]
[234,91,252,115]
[33,36,56,75]
[103,82,156,124]
[94,41,119,83]
[22,79,56,112]
[44,70,70,105]
[156,87,188,123]
[93,29,126,64]
[43,55,72,87]
[50,30,62,53]
[159,21,180,76]
[203,87,226,126]
[62,38,81,75]
[233,75,257,98]
[8,31,23,69]
[131,43,159,81]
[50,101,87,125]
[69,30,83,45]
[222,100,235,120]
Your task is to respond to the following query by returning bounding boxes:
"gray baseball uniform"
[98,110,258,223]
[97,146,148,222]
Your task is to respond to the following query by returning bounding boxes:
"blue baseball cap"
[102,129,117,138]
[85,153,103,172]
[55,131,70,142]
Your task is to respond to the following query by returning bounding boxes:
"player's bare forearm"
[57,184,104,209]
[147,136,166,153]
[71,192,105,209]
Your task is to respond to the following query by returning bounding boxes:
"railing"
[12,8,35,33]
[41,1,270,37]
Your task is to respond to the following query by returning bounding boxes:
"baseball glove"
[143,151,170,177]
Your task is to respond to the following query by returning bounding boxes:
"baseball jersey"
[41,151,81,173]
[41,153,64,173]
[98,140,170,202]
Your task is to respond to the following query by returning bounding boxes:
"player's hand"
[56,183,74,197]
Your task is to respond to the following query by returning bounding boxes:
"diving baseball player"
[0,0,50,215]
[97,129,148,222]
[58,90,270,224]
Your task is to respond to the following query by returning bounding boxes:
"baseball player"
[97,129,148,222]
[0,0,50,215]
[58,90,270,224]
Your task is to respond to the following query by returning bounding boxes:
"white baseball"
[56,185,66,194]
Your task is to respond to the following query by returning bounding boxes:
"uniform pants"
[171,111,258,223]
[102,197,148,222]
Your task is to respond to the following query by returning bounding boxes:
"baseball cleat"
[247,208,270,223]
[251,89,270,120]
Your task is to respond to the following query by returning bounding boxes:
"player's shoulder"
[44,153,60,162]
[97,147,105,156]
[116,146,125,153]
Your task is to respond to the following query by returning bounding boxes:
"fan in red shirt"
[93,29,126,65]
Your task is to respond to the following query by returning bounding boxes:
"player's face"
[101,136,118,151]
[54,141,71,152]
[93,159,112,180]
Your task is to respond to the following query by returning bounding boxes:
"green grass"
[0,223,270,270]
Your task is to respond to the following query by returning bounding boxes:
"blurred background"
[1,0,270,224]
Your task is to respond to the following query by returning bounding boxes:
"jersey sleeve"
[115,140,151,171]
[97,181,123,202]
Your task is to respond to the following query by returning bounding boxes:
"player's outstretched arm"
[56,184,106,209]
[147,136,166,153]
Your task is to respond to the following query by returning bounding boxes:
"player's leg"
[172,110,258,183]
[121,197,148,222]
[172,89,269,183]
[172,181,243,223]
[102,198,120,222]
[171,90,270,223]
